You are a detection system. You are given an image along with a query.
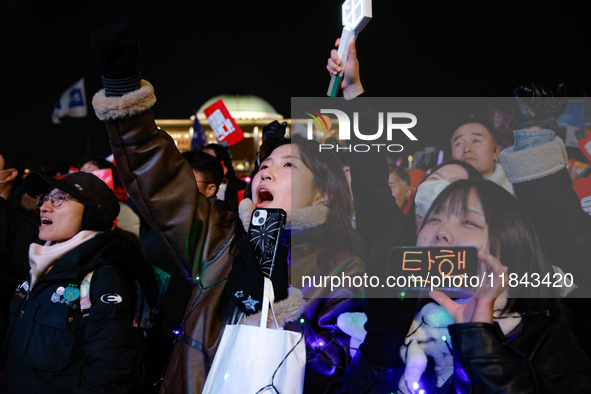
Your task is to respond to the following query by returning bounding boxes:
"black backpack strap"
[79,265,125,322]
[80,269,96,322]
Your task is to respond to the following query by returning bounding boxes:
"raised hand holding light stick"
[327,0,372,97]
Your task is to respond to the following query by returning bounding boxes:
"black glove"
[224,239,289,315]
[91,16,141,96]
[262,121,287,142]
[511,82,568,120]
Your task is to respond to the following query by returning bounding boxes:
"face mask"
[414,179,451,217]
[0,168,14,184]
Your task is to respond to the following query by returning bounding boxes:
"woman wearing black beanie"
[0,171,151,393]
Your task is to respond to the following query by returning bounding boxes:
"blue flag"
[51,78,87,124]
[191,114,207,150]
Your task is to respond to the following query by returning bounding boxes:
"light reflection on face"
[417,189,489,251]
[250,144,323,211]
[38,188,84,243]
[451,123,499,178]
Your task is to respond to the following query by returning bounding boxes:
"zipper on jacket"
[19,293,30,321]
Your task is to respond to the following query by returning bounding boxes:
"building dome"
[197,94,283,121]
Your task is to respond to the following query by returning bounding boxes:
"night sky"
[2,0,588,169]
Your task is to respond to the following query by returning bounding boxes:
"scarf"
[238,198,329,233]
[28,230,101,289]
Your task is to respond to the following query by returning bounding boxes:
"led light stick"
[327,0,372,97]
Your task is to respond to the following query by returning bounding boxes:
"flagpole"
[84,79,91,158]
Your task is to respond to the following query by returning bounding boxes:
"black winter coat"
[0,197,140,394]
[328,314,591,393]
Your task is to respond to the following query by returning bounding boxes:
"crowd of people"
[1,18,590,394]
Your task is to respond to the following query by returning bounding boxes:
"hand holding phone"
[224,239,289,315]
[248,208,287,278]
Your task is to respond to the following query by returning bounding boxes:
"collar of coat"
[29,231,101,289]
[28,232,133,284]
[487,162,515,195]
[238,198,329,233]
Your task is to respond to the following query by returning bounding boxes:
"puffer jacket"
[93,80,365,394]
[0,198,140,394]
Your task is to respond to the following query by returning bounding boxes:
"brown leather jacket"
[93,80,365,394]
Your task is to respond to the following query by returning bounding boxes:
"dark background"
[2,0,589,169]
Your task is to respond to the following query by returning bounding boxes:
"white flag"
[51,78,87,124]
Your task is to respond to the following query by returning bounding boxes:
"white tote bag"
[202,278,306,394]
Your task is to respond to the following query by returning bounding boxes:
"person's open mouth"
[256,187,274,208]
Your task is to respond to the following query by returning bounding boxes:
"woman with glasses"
[0,171,152,393]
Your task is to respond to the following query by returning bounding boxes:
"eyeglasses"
[36,192,72,208]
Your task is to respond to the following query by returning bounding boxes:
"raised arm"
[91,19,203,278]
[94,89,200,276]
[327,38,406,250]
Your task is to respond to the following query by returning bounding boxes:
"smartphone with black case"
[248,208,287,278]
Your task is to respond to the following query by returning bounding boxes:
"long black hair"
[419,179,568,321]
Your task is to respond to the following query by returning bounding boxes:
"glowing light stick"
[327,0,372,97]
[437,149,444,165]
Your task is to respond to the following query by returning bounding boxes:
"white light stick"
[327,0,372,97]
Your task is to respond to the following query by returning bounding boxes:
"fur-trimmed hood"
[499,136,568,184]
[238,198,329,233]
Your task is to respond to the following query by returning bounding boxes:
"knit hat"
[24,172,120,231]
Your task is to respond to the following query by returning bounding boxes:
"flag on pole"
[51,78,87,124]
[203,99,245,146]
[191,114,207,150]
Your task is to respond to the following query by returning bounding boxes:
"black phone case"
[247,208,287,278]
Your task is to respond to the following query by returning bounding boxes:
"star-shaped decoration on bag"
[242,295,259,312]
[234,290,244,298]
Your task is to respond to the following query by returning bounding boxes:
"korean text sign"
[203,100,245,146]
